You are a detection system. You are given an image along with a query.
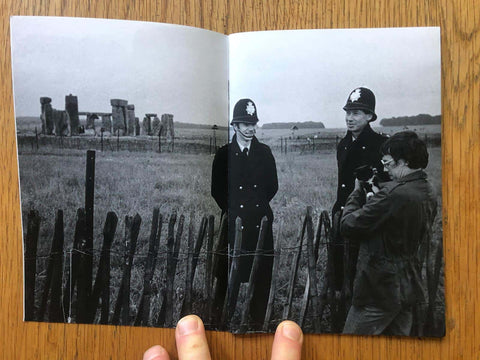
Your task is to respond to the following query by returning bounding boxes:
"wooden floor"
[1,0,478,358]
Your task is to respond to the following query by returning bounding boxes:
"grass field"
[18,132,443,331]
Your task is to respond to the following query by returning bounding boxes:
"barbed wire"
[25,244,336,262]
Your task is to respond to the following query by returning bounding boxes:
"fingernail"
[282,322,302,342]
[177,315,200,336]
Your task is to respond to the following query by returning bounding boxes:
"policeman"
[211,98,278,329]
[331,87,388,305]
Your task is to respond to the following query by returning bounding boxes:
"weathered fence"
[277,133,441,154]
[22,150,444,335]
[16,134,226,154]
[23,204,335,332]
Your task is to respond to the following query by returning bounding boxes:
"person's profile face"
[234,122,256,141]
[381,154,406,180]
[345,109,371,135]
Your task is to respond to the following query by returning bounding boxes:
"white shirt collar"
[236,138,251,152]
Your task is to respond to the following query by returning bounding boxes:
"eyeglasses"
[381,158,395,167]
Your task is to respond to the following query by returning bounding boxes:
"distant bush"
[380,114,441,126]
[261,121,325,129]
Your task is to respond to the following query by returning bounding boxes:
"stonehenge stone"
[86,114,98,130]
[40,97,54,135]
[65,94,80,135]
[152,116,161,136]
[161,113,175,138]
[111,99,128,135]
[135,117,140,136]
[53,109,69,136]
[127,104,136,136]
[101,114,112,133]
[142,116,151,135]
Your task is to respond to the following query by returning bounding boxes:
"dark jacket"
[211,135,278,281]
[333,124,387,214]
[340,170,437,311]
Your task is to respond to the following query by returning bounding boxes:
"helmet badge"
[349,88,362,102]
[246,101,256,116]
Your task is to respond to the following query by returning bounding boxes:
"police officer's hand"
[143,315,303,360]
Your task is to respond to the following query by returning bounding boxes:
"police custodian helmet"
[343,87,377,121]
[231,98,259,125]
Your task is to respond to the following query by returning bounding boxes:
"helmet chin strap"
[236,126,255,140]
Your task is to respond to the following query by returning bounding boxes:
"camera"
[354,165,380,195]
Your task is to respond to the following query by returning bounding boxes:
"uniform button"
[345,146,348,150]
[256,225,260,228]
[239,186,243,190]
[235,152,239,156]
[241,226,244,230]
[254,184,257,188]
[240,205,244,208]
[256,204,259,207]
[341,206,344,210]
[341,184,346,188]
[362,146,366,150]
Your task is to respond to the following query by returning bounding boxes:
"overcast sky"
[11,16,228,125]
[11,18,440,129]
[229,27,441,128]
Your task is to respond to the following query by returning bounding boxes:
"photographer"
[340,131,437,335]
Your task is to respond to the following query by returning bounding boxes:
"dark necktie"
[243,148,248,157]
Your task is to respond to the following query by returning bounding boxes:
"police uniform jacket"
[340,170,437,311]
[333,124,387,214]
[211,135,278,282]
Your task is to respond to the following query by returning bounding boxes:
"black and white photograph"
[12,16,443,337]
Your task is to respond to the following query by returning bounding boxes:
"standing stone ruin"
[38,94,170,139]
[110,99,128,135]
[40,97,54,135]
[52,109,70,136]
[161,114,175,139]
[143,113,156,135]
[101,114,113,133]
[40,97,69,136]
[65,94,80,135]
[151,114,161,135]
[135,117,140,136]
[127,104,136,136]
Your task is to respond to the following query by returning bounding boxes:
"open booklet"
[11,16,444,336]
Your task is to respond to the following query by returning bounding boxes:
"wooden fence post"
[304,207,321,330]
[182,211,197,316]
[204,215,215,313]
[157,212,183,327]
[89,211,117,324]
[112,214,142,325]
[210,213,228,325]
[240,216,268,333]
[158,131,162,153]
[263,220,282,331]
[35,126,39,150]
[38,210,65,323]
[84,150,95,304]
[135,209,163,326]
[64,208,91,323]
[185,215,208,313]
[24,209,41,321]
[191,216,207,283]
[221,217,243,325]
[283,212,307,319]
[316,211,331,323]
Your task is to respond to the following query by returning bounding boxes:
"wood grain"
[1,0,478,358]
